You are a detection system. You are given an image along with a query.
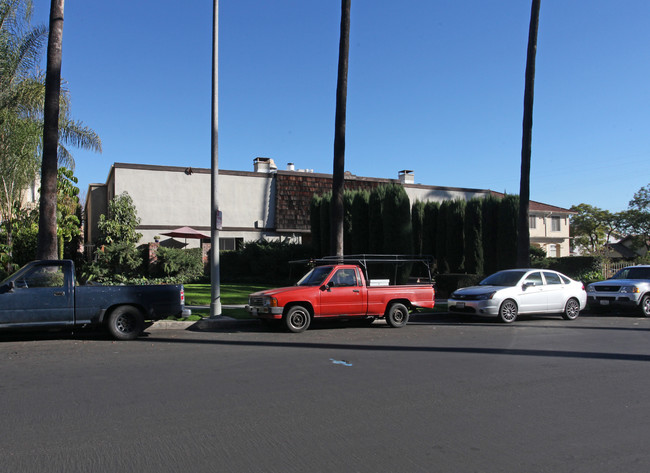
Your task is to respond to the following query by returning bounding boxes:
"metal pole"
[210,0,222,317]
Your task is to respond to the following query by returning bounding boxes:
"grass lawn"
[182,283,275,320]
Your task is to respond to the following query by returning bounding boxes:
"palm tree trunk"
[37,0,65,261]
[517,0,541,268]
[331,0,351,257]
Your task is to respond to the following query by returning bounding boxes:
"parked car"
[0,260,190,340]
[246,255,436,332]
[586,265,650,316]
[448,269,587,323]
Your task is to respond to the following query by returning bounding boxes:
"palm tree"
[0,0,101,259]
[0,0,44,219]
[331,0,351,257]
[517,0,541,268]
[37,0,65,260]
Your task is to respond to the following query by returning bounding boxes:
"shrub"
[154,247,204,282]
[435,273,483,299]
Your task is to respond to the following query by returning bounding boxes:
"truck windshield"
[611,267,650,280]
[296,266,333,286]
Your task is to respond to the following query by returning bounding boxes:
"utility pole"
[210,0,222,317]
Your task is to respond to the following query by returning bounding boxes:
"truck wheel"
[640,295,650,317]
[386,303,409,328]
[498,299,518,323]
[562,298,581,320]
[107,305,145,341]
[284,305,311,333]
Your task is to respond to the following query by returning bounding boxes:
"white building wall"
[404,186,489,204]
[110,166,276,247]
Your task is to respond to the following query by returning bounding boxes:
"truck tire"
[640,295,650,317]
[107,305,145,341]
[284,305,311,333]
[386,303,409,328]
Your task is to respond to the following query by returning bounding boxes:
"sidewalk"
[149,305,257,331]
[148,303,448,332]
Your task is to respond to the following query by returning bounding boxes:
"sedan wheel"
[498,299,518,323]
[562,298,581,320]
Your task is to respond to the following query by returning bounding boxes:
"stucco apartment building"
[84,158,574,258]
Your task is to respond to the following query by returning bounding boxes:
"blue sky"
[31,0,650,212]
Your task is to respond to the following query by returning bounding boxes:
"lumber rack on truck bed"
[290,254,435,286]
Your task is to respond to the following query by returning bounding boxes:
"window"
[330,269,358,287]
[219,237,243,251]
[529,215,537,229]
[543,271,562,285]
[551,216,561,232]
[524,272,543,286]
[18,265,65,288]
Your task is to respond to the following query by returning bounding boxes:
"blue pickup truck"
[0,260,190,340]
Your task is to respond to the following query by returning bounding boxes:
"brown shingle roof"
[489,191,574,214]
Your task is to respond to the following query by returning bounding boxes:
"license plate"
[600,300,610,306]
[456,302,465,309]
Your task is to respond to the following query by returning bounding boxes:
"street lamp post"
[210,0,222,317]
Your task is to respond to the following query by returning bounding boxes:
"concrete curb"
[148,317,260,331]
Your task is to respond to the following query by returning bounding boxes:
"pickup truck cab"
[0,260,190,340]
[586,265,650,316]
[246,256,436,332]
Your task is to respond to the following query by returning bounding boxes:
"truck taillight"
[180,288,185,304]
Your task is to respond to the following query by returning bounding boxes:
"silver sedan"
[447,269,587,323]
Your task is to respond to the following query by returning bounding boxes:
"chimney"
[398,170,414,184]
[287,163,295,171]
[254,157,277,173]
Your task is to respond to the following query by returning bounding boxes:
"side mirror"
[320,284,330,292]
[522,282,535,290]
[4,281,15,293]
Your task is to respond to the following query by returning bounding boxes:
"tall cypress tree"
[412,201,425,255]
[368,186,386,254]
[423,201,439,260]
[351,190,370,254]
[436,200,449,273]
[481,195,500,275]
[464,198,484,275]
[497,194,520,270]
[382,184,412,255]
[446,199,466,273]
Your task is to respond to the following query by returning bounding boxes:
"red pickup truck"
[246,256,435,332]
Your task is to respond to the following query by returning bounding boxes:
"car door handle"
[353,289,360,293]
[53,291,65,296]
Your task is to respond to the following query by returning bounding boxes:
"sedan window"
[543,271,562,285]
[479,270,528,286]
[523,272,543,286]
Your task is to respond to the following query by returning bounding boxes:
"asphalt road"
[1,312,650,473]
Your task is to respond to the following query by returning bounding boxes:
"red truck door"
[319,267,366,316]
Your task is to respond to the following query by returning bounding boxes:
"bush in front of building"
[152,247,204,283]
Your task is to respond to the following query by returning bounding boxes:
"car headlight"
[620,286,640,294]
[586,284,594,292]
[477,291,496,300]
